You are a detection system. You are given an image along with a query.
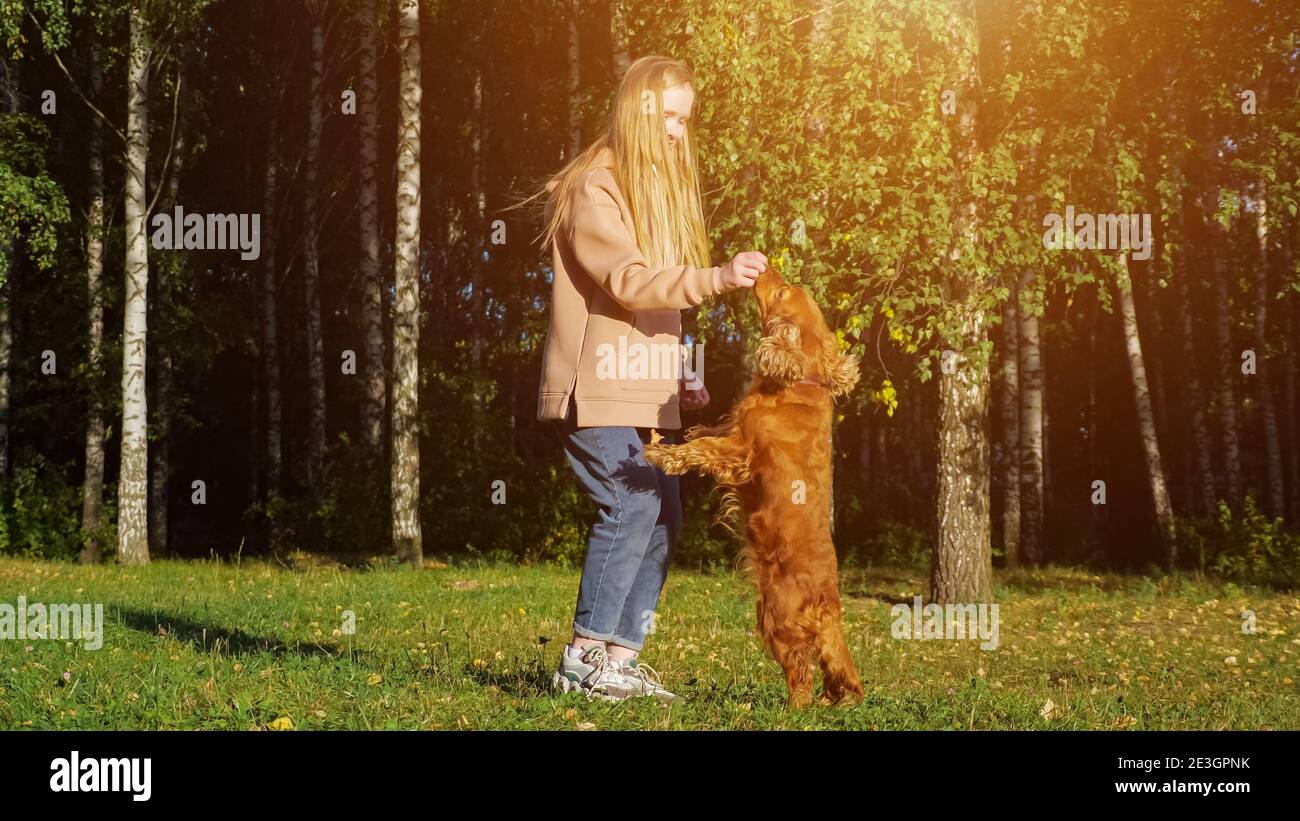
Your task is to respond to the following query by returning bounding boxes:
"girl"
[530,55,766,701]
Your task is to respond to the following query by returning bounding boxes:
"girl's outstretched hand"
[680,378,710,411]
[717,251,766,291]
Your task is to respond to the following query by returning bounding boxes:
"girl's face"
[662,84,694,146]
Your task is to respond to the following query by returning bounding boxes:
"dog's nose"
[755,264,785,308]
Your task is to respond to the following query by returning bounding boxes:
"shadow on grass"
[463,659,556,698]
[460,655,784,709]
[118,607,372,662]
[837,566,929,605]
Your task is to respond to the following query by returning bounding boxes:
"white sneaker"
[616,657,681,703]
[551,644,638,701]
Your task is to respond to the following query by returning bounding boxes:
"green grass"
[1,555,1296,729]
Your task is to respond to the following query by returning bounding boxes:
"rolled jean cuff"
[610,634,646,651]
[572,621,645,651]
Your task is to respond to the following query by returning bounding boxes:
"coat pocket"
[620,310,683,393]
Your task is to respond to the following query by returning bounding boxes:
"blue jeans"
[554,401,682,651]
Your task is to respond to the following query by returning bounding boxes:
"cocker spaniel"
[644,265,863,708]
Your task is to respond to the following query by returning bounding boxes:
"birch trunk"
[0,62,13,477]
[1000,293,1020,566]
[934,313,993,603]
[1018,272,1044,566]
[262,113,282,495]
[610,0,630,80]
[358,0,385,454]
[303,12,327,504]
[1287,285,1299,523]
[1087,302,1104,554]
[0,245,9,479]
[79,41,107,563]
[469,25,487,438]
[118,7,151,565]
[566,0,581,160]
[1252,189,1284,517]
[392,0,424,563]
[1210,220,1243,507]
[932,0,992,604]
[1174,212,1217,515]
[1117,254,1177,564]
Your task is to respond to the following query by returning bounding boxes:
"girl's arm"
[568,171,721,312]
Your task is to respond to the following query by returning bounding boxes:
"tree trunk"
[149,353,171,556]
[117,8,151,566]
[1252,187,1284,518]
[1017,272,1044,566]
[0,65,12,479]
[566,0,581,160]
[1086,300,1104,556]
[932,0,992,605]
[302,12,327,507]
[740,10,759,189]
[1040,318,1052,534]
[262,113,282,496]
[0,247,10,479]
[610,0,630,80]
[469,20,487,443]
[875,424,888,488]
[1287,285,1299,524]
[1209,220,1243,507]
[1000,292,1020,566]
[358,0,385,455]
[804,2,832,147]
[934,313,993,603]
[1136,261,1171,500]
[392,0,423,564]
[1116,254,1177,565]
[1174,211,1217,516]
[79,40,107,564]
[149,108,185,561]
[857,416,871,493]
[806,2,833,527]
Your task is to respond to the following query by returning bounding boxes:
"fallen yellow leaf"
[268,716,295,731]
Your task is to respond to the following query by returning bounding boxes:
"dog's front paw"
[642,442,680,474]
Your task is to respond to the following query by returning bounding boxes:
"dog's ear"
[755,316,808,385]
[822,347,861,398]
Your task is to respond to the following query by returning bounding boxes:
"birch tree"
[392,0,423,563]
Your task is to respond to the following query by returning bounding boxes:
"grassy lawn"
[1,555,1296,730]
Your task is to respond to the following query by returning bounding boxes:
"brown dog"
[644,265,863,708]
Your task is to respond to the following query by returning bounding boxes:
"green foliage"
[1203,496,1300,587]
[410,371,596,565]
[316,433,390,555]
[0,0,75,56]
[0,453,83,560]
[0,113,69,273]
[843,520,932,569]
[672,481,734,571]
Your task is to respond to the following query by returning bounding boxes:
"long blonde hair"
[517,56,711,270]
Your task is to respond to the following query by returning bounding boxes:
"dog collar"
[798,376,831,390]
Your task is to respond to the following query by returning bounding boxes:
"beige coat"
[536,146,722,428]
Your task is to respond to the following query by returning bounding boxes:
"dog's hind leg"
[814,615,864,705]
[756,591,816,709]
[772,635,816,710]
